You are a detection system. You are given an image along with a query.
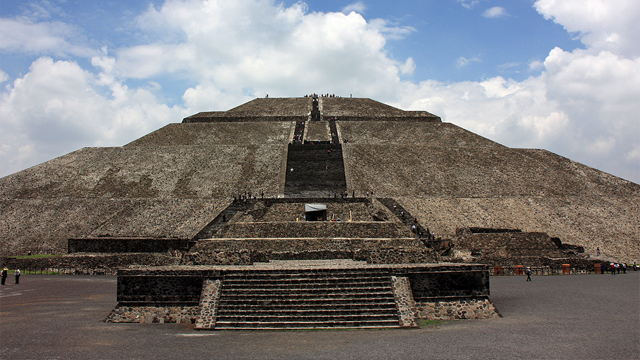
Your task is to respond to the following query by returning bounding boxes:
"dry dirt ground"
[0,272,638,360]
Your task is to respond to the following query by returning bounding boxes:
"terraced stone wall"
[186,238,434,264]
[219,221,414,239]
[0,121,293,256]
[338,120,640,263]
[452,231,565,258]
[68,238,193,253]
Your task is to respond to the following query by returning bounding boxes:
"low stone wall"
[448,256,601,270]
[185,238,433,264]
[368,249,436,264]
[106,305,200,324]
[68,238,193,253]
[409,268,490,300]
[107,263,496,327]
[219,221,413,239]
[452,231,566,258]
[0,253,181,274]
[182,249,252,265]
[415,297,501,321]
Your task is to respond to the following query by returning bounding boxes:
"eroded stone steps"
[222,278,391,286]
[222,285,391,293]
[219,299,397,308]
[218,307,397,316]
[214,320,401,330]
[213,269,401,330]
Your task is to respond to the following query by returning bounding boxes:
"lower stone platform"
[106,260,500,329]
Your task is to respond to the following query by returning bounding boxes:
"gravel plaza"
[0,271,638,359]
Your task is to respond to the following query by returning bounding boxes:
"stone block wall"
[0,253,182,274]
[68,238,193,253]
[408,268,490,300]
[219,221,413,239]
[106,305,200,324]
[117,275,206,304]
[185,237,432,264]
[415,297,501,321]
[453,231,565,258]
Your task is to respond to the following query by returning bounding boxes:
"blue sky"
[1,0,639,183]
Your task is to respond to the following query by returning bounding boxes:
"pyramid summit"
[0,95,638,264]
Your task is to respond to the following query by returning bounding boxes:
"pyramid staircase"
[203,268,402,330]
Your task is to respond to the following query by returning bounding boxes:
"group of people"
[234,191,264,201]
[304,93,349,98]
[1,267,20,285]
[606,262,632,275]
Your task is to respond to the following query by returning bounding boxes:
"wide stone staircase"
[284,142,347,197]
[212,268,402,330]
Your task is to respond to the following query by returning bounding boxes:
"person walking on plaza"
[1,268,7,285]
[14,268,20,284]
[525,267,532,282]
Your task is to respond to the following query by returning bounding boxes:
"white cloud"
[529,60,544,71]
[0,57,187,176]
[368,18,416,40]
[483,7,508,18]
[456,56,481,67]
[342,2,366,14]
[0,18,94,57]
[399,57,416,76]
[118,0,416,104]
[534,0,640,56]
[625,144,640,163]
[457,0,480,10]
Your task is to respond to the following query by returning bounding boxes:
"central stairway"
[213,268,402,330]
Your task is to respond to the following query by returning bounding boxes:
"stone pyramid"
[0,96,637,264]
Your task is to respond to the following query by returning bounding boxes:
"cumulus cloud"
[0,18,94,57]
[118,0,415,103]
[0,0,638,184]
[534,0,640,56]
[482,7,508,18]
[0,57,187,176]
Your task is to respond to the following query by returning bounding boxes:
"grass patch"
[3,269,61,275]
[12,254,63,259]
[418,319,444,328]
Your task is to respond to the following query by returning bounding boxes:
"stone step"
[215,314,398,323]
[214,319,401,329]
[223,270,390,277]
[217,307,397,316]
[219,291,394,302]
[222,277,390,285]
[217,301,398,310]
[221,286,393,295]
[221,284,391,292]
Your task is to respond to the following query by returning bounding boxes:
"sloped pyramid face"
[0,97,638,262]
